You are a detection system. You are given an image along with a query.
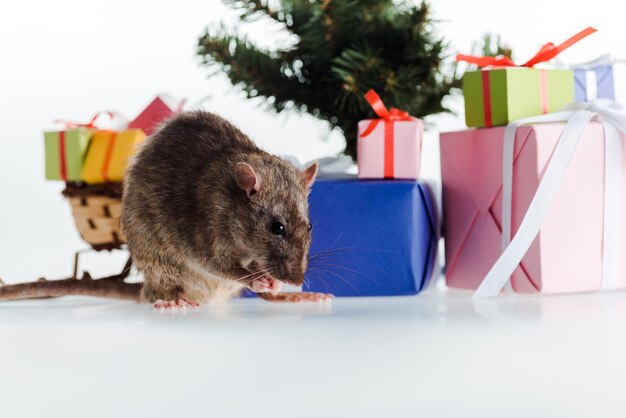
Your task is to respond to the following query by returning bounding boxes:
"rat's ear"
[235,162,261,198]
[301,161,319,188]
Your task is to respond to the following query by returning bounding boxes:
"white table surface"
[2,287,626,418]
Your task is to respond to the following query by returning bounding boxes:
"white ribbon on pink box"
[474,101,626,298]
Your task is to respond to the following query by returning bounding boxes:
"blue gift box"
[302,179,438,297]
[574,65,615,101]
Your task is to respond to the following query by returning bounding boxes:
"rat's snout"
[287,256,308,286]
[276,258,306,286]
[279,265,304,286]
[289,270,305,286]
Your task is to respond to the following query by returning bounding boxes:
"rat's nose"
[291,274,305,286]
[287,265,305,286]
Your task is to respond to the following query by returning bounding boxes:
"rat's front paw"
[153,298,199,311]
[249,277,284,294]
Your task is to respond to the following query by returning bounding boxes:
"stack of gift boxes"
[44,96,181,183]
[307,26,626,298]
[441,27,626,296]
[303,90,439,297]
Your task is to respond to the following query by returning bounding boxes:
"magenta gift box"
[440,122,626,294]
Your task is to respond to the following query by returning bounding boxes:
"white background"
[3,3,626,418]
[0,0,623,281]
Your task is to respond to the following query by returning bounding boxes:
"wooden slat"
[83,196,120,207]
[92,217,120,230]
[73,218,93,234]
[69,196,119,207]
[80,229,118,245]
[108,203,122,218]
[68,197,86,208]
[70,206,106,218]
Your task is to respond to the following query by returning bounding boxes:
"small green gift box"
[44,129,92,181]
[462,68,574,128]
[457,27,597,128]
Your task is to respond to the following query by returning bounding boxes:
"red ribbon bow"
[360,90,412,137]
[456,27,597,68]
[55,111,115,129]
[360,90,413,178]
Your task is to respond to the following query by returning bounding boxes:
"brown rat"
[0,110,331,305]
[121,110,332,308]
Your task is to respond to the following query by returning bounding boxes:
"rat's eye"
[271,221,286,236]
[308,223,312,232]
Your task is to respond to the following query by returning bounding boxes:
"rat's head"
[228,156,318,289]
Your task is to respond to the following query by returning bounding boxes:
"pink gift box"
[128,96,184,136]
[357,118,423,179]
[440,122,626,294]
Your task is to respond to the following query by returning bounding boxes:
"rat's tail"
[0,275,142,302]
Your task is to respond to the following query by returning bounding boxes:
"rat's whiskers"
[307,266,360,294]
[235,269,268,286]
[307,271,333,294]
[309,262,381,285]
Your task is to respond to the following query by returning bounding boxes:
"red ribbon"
[360,90,412,178]
[59,131,68,181]
[53,111,115,182]
[54,111,115,129]
[101,131,117,182]
[480,71,493,127]
[539,69,549,114]
[456,27,597,68]
[457,27,596,127]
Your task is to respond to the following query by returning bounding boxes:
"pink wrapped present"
[357,90,423,179]
[128,95,185,136]
[441,107,626,295]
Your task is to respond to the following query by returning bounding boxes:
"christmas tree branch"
[197,0,483,158]
[234,0,282,22]
[198,33,329,112]
[226,0,317,34]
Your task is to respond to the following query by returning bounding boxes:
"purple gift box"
[574,64,616,101]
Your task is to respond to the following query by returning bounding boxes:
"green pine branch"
[197,0,504,159]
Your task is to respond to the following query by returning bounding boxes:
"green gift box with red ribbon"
[44,128,92,181]
[458,27,596,128]
[462,68,574,128]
